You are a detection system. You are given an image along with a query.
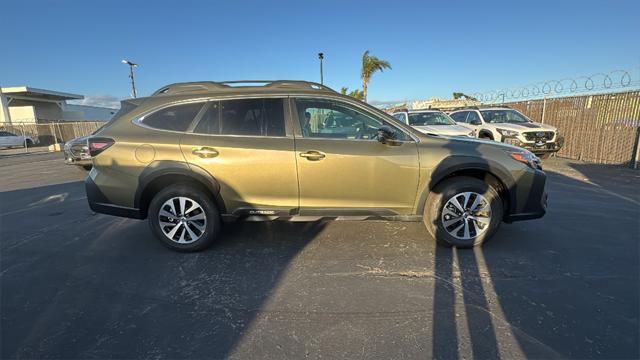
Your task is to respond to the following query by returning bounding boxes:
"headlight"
[508,150,541,169]
[497,128,519,137]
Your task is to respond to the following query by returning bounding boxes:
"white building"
[0,86,117,124]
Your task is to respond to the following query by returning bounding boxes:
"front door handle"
[300,150,326,161]
[192,147,219,158]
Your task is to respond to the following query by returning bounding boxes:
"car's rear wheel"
[148,184,220,252]
[423,176,503,248]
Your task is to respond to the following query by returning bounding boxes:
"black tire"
[148,184,220,252]
[25,139,33,148]
[423,176,503,248]
[479,132,494,140]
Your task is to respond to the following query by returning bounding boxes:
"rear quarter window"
[142,102,204,132]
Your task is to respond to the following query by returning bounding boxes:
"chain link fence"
[0,121,105,149]
[506,91,640,167]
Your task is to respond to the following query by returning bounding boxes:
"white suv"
[449,107,564,158]
[392,109,475,137]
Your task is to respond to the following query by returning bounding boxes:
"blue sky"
[1,0,639,107]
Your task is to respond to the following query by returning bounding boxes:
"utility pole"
[121,59,138,98]
[318,53,324,85]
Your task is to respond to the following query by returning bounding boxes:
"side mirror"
[470,120,482,125]
[377,125,401,146]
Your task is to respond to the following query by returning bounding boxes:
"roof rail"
[151,82,228,96]
[152,80,335,96]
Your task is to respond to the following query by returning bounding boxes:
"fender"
[134,160,226,216]
[415,155,516,215]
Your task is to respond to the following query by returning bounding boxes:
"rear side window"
[142,102,204,132]
[194,98,285,137]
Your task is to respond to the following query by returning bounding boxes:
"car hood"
[413,124,471,136]
[490,122,556,131]
[427,133,525,152]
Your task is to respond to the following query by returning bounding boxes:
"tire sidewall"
[424,177,503,248]
[148,185,220,252]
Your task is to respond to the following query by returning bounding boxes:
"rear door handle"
[192,147,219,158]
[300,150,326,161]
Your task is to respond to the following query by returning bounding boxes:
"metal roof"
[0,86,84,101]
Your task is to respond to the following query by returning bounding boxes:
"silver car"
[392,109,475,137]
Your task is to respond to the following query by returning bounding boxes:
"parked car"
[449,106,564,158]
[64,135,92,170]
[391,109,475,137]
[0,131,36,148]
[86,80,547,252]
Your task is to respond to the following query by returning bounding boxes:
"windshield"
[480,109,530,124]
[408,112,456,126]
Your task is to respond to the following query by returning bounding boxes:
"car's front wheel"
[148,184,220,252]
[423,176,503,248]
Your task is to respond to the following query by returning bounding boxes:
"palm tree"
[452,92,478,101]
[361,50,391,102]
[340,86,365,101]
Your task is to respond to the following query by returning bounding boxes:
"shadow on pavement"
[1,156,638,359]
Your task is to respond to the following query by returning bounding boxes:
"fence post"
[48,123,55,150]
[55,122,63,145]
[20,123,27,153]
[541,97,547,124]
[633,128,640,170]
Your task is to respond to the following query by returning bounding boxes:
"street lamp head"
[121,59,138,67]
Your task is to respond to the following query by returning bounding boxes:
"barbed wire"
[469,67,640,103]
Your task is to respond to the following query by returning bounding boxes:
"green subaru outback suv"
[86,80,547,251]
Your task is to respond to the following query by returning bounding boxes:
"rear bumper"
[85,176,144,219]
[504,169,547,223]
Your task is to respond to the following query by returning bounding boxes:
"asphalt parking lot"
[1,152,638,359]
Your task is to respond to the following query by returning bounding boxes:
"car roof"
[393,109,442,114]
[150,80,336,97]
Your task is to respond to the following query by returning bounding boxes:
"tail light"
[88,137,115,157]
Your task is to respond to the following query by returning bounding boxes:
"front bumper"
[64,147,93,166]
[503,168,547,222]
[502,135,564,154]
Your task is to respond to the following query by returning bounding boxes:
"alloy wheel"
[441,192,492,240]
[158,196,207,244]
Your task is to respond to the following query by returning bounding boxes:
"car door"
[0,132,9,147]
[292,98,420,215]
[180,98,299,216]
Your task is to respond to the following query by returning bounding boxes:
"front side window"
[480,109,530,124]
[408,112,456,126]
[450,111,469,123]
[393,113,407,124]
[141,102,204,132]
[296,99,404,140]
[466,111,482,125]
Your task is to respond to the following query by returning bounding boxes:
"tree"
[340,86,365,101]
[361,50,391,102]
[452,92,478,101]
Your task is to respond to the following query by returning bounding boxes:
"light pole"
[121,59,138,98]
[318,52,324,85]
